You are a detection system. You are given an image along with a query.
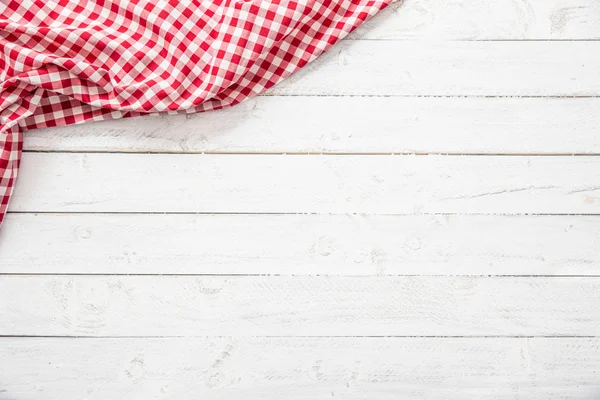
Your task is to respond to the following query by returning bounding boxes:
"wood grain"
[2,213,599,276]
[268,41,600,96]
[1,337,599,400]
[24,97,600,154]
[10,153,600,214]
[1,276,599,336]
[350,0,600,40]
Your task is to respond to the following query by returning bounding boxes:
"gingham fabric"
[0,0,390,227]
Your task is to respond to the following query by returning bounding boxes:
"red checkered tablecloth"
[0,0,390,227]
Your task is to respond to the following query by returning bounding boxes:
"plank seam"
[1,274,599,278]
[20,150,600,156]
[346,39,600,42]
[0,335,597,339]
[260,94,600,98]
[7,211,600,216]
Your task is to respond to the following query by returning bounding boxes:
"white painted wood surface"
[1,338,599,400]
[11,153,600,214]
[2,276,599,336]
[2,213,599,275]
[24,97,600,154]
[350,0,600,40]
[3,0,600,397]
[269,41,600,96]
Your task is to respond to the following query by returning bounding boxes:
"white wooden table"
[1,0,600,398]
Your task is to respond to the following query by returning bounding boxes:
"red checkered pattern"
[0,0,390,226]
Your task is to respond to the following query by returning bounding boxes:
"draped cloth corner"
[0,0,391,226]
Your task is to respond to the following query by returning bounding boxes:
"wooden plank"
[350,0,600,40]
[2,213,599,276]
[267,41,600,96]
[23,97,600,154]
[9,153,600,214]
[1,276,598,336]
[1,337,599,400]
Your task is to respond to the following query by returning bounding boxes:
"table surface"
[2,0,600,398]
